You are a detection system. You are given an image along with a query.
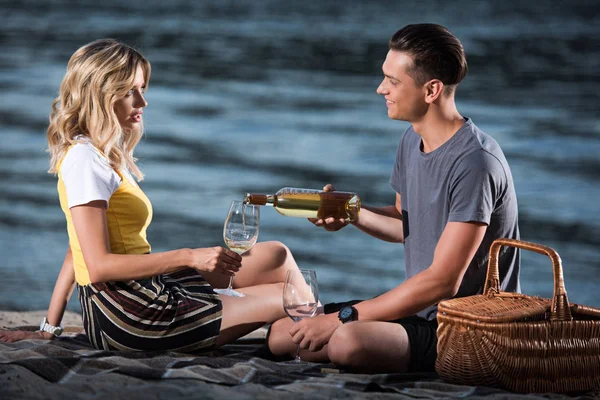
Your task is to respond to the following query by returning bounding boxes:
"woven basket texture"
[436,238,600,393]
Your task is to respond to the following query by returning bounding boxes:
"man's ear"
[424,79,444,104]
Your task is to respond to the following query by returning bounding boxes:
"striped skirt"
[77,268,222,353]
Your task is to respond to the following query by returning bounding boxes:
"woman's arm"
[39,246,76,339]
[0,247,75,342]
[71,200,241,283]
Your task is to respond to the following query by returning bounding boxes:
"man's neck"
[412,103,465,154]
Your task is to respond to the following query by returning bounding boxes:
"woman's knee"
[263,241,291,265]
[327,323,367,368]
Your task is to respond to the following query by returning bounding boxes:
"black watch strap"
[338,306,357,324]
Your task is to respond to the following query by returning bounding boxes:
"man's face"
[376,50,428,122]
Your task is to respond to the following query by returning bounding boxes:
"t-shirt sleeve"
[389,127,410,195]
[448,151,505,225]
[60,144,121,209]
[389,143,402,193]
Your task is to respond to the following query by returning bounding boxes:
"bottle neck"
[243,193,274,207]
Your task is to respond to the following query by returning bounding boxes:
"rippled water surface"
[0,1,598,311]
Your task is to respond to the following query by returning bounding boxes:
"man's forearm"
[352,205,404,243]
[354,268,454,322]
[355,221,486,322]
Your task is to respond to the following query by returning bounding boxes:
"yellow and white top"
[57,139,153,285]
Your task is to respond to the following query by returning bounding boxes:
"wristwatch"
[338,306,357,324]
[39,317,64,337]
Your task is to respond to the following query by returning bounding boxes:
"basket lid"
[438,292,551,323]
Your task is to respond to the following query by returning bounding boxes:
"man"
[268,23,520,373]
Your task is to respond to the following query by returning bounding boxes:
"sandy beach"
[0,310,269,341]
[0,310,83,332]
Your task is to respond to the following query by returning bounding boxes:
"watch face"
[40,318,63,336]
[340,307,353,320]
[50,326,61,335]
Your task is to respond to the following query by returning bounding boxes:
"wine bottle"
[243,187,360,222]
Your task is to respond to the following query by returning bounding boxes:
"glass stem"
[227,276,234,290]
[294,344,301,362]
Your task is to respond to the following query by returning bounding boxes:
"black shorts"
[324,300,438,372]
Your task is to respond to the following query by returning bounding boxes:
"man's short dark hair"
[389,24,468,96]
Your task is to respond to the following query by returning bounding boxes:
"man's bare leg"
[327,321,411,373]
[267,316,330,362]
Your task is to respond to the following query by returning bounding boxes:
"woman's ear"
[424,79,444,104]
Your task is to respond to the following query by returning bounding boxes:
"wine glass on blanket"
[214,200,259,297]
[283,269,319,363]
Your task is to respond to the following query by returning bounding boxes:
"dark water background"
[0,0,599,311]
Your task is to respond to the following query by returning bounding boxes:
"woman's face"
[113,65,147,131]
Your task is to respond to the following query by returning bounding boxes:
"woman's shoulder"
[61,139,111,174]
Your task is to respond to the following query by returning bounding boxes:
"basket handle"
[483,238,572,321]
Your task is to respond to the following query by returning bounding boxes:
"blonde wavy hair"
[47,39,151,181]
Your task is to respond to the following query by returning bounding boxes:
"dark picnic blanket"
[0,334,597,399]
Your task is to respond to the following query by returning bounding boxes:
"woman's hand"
[0,330,55,343]
[189,247,242,276]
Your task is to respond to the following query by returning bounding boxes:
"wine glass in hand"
[214,200,259,297]
[283,269,319,362]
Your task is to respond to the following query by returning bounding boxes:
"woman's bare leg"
[204,241,302,289]
[215,282,286,347]
[210,242,314,348]
[235,241,299,287]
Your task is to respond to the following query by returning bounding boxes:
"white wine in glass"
[283,269,319,363]
[214,200,259,297]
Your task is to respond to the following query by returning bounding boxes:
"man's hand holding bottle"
[308,184,352,231]
[244,185,360,225]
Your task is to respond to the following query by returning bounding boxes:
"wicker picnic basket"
[436,238,600,393]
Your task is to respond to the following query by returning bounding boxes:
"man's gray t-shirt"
[390,118,520,320]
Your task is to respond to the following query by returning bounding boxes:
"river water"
[0,0,598,311]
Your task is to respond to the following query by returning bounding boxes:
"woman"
[0,39,298,351]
